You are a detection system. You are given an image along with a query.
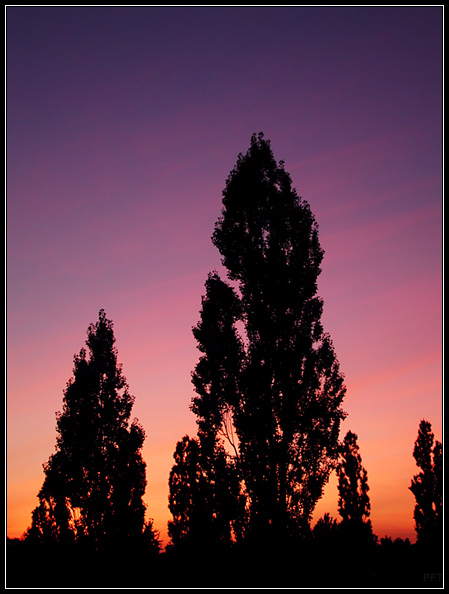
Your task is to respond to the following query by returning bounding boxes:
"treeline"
[7,134,442,588]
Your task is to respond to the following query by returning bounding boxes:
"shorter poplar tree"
[26,309,159,551]
[336,430,373,543]
[409,419,442,546]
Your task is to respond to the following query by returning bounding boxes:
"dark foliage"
[169,133,347,547]
[167,433,244,549]
[336,430,375,545]
[168,435,205,548]
[337,431,371,523]
[409,419,443,548]
[24,310,160,551]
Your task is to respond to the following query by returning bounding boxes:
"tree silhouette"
[313,512,339,546]
[175,133,347,546]
[168,435,205,548]
[191,272,247,542]
[167,434,244,549]
[26,309,158,551]
[409,419,442,546]
[336,430,374,544]
[337,431,371,523]
[168,273,247,549]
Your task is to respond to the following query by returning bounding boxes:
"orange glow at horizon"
[7,348,442,548]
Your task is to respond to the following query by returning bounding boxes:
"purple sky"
[7,6,442,546]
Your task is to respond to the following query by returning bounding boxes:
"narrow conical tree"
[27,310,157,550]
[337,431,371,525]
[409,419,442,546]
[167,435,205,549]
[336,430,374,546]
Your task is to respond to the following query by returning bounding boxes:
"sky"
[7,6,442,548]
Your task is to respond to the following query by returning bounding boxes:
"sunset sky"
[7,7,442,548]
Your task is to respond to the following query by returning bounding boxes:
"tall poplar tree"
[177,133,347,544]
[27,310,158,550]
